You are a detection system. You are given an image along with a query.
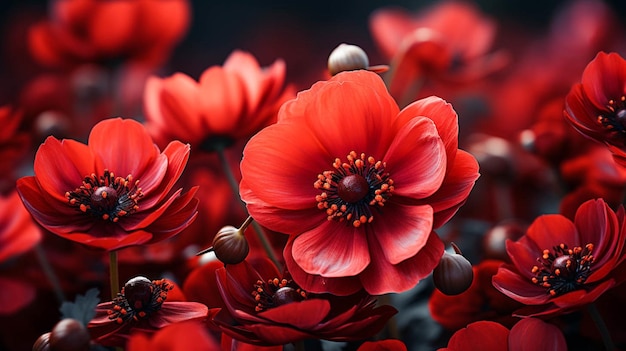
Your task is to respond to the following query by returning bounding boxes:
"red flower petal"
[198,66,246,134]
[360,231,443,295]
[291,220,370,277]
[441,321,508,351]
[508,318,567,351]
[581,52,626,111]
[257,299,330,329]
[492,266,550,305]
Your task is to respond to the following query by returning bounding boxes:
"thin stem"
[587,302,615,351]
[34,243,65,303]
[216,147,281,268]
[109,250,119,300]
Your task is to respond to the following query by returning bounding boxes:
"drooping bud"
[48,318,90,351]
[433,243,473,295]
[327,43,389,76]
[197,216,255,264]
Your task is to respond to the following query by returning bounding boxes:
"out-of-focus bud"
[327,43,389,76]
[33,332,51,351]
[482,220,526,262]
[197,216,254,264]
[433,243,473,295]
[49,318,90,351]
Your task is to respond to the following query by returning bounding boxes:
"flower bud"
[433,244,473,295]
[33,332,51,351]
[49,318,90,351]
[212,225,249,264]
[328,43,370,76]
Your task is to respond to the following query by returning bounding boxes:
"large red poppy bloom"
[564,52,626,166]
[212,259,397,346]
[144,50,293,150]
[240,70,479,295]
[88,277,209,347]
[492,198,626,317]
[16,118,199,251]
[28,0,190,68]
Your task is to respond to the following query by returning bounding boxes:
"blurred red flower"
[88,277,208,347]
[369,2,506,100]
[240,70,479,295]
[126,320,220,351]
[16,117,198,251]
[492,198,626,317]
[564,52,626,167]
[28,0,190,68]
[0,106,30,192]
[358,339,407,351]
[212,258,396,346]
[438,319,566,351]
[144,50,293,150]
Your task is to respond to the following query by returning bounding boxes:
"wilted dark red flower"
[16,117,199,251]
[492,198,626,317]
[28,0,190,68]
[144,50,293,150]
[88,277,208,347]
[564,52,626,167]
[240,70,479,295]
[438,319,566,351]
[126,320,220,351]
[212,258,397,346]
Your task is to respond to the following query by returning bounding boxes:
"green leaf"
[59,288,101,326]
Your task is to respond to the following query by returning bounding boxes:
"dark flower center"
[107,277,172,324]
[314,151,394,227]
[531,243,594,296]
[597,96,626,135]
[252,277,307,312]
[65,170,143,222]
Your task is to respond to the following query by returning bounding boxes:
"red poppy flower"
[16,117,199,251]
[212,258,397,346]
[564,52,626,166]
[88,277,209,347]
[429,260,523,330]
[126,320,220,351]
[28,0,190,68]
[369,2,507,100]
[492,198,626,317]
[144,50,293,150]
[438,319,566,351]
[240,70,479,295]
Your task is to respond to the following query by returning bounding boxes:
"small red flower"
[564,52,626,166]
[212,258,397,346]
[492,198,626,317]
[28,0,190,68]
[144,50,293,150]
[240,70,479,295]
[16,118,199,251]
[88,277,208,347]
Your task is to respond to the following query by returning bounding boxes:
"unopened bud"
[328,43,389,76]
[49,318,90,351]
[433,243,473,295]
[33,332,51,351]
[212,225,250,264]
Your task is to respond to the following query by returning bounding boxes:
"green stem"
[587,302,615,351]
[34,243,65,303]
[216,147,281,269]
[109,251,119,300]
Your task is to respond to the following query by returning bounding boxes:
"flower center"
[597,96,626,135]
[314,151,394,228]
[252,277,307,312]
[107,277,172,324]
[65,170,143,222]
[531,243,594,296]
